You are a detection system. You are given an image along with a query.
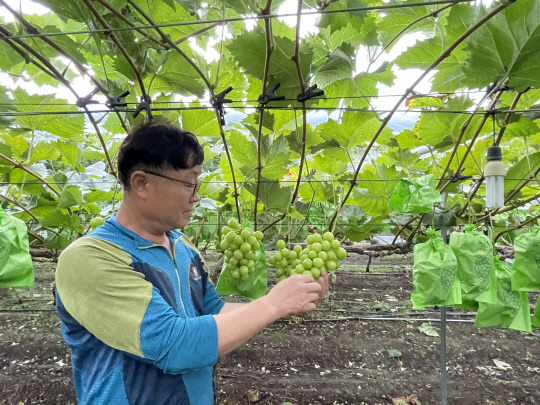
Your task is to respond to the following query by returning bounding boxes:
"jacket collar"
[107,214,182,248]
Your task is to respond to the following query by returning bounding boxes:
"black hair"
[117,120,204,190]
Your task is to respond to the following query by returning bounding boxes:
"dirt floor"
[1,252,540,405]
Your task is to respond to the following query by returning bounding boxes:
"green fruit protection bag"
[0,207,34,286]
[216,244,268,301]
[511,223,540,291]
[475,256,531,333]
[388,174,442,214]
[411,228,461,309]
[449,224,497,310]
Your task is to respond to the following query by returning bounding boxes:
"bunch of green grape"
[269,240,302,281]
[271,232,347,282]
[220,219,264,281]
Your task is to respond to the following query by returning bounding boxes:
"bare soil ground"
[1,253,539,405]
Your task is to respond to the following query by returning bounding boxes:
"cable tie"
[212,86,233,125]
[258,83,285,106]
[133,95,152,119]
[106,91,130,108]
[297,84,324,102]
[76,88,100,108]
[450,168,472,183]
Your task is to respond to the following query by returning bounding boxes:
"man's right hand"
[215,275,322,356]
[265,274,322,318]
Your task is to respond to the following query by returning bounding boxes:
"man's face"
[143,165,202,231]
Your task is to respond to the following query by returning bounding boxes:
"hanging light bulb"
[484,144,505,209]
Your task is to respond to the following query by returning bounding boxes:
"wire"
[0,0,474,41]
[0,178,537,186]
[1,106,537,117]
[0,90,490,108]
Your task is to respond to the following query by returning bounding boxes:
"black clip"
[258,83,285,106]
[450,168,472,182]
[133,95,152,119]
[76,88,100,108]
[212,86,233,125]
[297,84,324,102]
[106,91,130,108]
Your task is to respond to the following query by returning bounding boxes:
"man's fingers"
[307,292,321,303]
[302,302,316,312]
[303,281,322,294]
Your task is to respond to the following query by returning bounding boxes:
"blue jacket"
[55,215,225,404]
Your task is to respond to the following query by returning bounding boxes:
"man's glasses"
[143,170,201,197]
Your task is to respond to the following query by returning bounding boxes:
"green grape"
[239,258,248,265]
[233,250,243,260]
[254,230,264,240]
[327,251,337,261]
[225,249,234,258]
[308,250,317,260]
[245,251,254,260]
[323,232,334,242]
[241,229,251,239]
[229,243,238,251]
[240,242,251,253]
[229,257,238,266]
[222,226,232,235]
[90,217,104,229]
[302,259,313,269]
[336,247,347,260]
[274,252,283,262]
[276,268,285,277]
[312,258,324,268]
[276,240,286,249]
[310,268,321,279]
[279,258,288,268]
[311,243,322,253]
[289,251,297,260]
[331,239,340,250]
[326,260,337,270]
[228,218,241,230]
[269,256,276,265]
[239,266,249,276]
[293,245,302,253]
[317,251,328,261]
[281,248,290,259]
[311,233,322,244]
[295,264,304,273]
[303,270,312,276]
[226,232,237,242]
[248,236,259,249]
[231,269,240,279]
[233,235,244,246]
[321,241,331,251]
[220,239,230,250]
[247,260,254,269]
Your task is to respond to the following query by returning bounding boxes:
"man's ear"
[129,171,150,198]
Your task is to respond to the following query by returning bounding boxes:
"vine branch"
[82,0,148,100]
[329,0,513,230]
[0,24,118,176]
[254,0,274,230]
[0,152,61,197]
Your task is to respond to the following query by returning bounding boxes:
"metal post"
[440,228,448,405]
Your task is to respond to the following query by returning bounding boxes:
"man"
[55,120,328,405]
